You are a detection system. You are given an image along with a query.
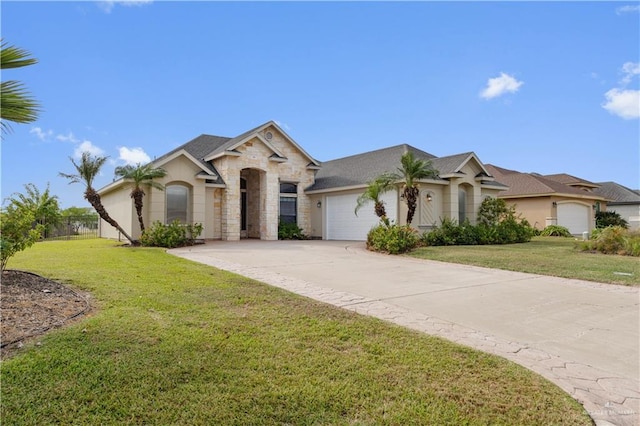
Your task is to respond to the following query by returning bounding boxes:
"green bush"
[140,220,203,248]
[477,197,510,227]
[580,226,640,256]
[539,225,572,237]
[0,208,44,271]
[278,221,307,240]
[367,222,419,254]
[422,216,534,247]
[596,211,628,229]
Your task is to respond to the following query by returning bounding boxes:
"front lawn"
[1,239,592,425]
[410,236,639,286]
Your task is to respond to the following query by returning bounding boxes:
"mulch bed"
[1,270,91,359]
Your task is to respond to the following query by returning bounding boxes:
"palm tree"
[59,152,136,245]
[1,40,40,135]
[393,151,438,225]
[114,163,167,233]
[355,174,394,224]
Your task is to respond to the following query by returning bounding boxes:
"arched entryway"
[240,168,265,239]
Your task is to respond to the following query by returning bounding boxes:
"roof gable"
[486,165,607,200]
[203,121,320,167]
[543,173,599,189]
[432,152,493,179]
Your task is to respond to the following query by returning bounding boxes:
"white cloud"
[480,72,524,100]
[615,5,640,15]
[74,140,106,159]
[30,127,53,141]
[602,62,640,120]
[602,88,640,120]
[620,62,640,85]
[118,147,151,165]
[56,131,79,143]
[97,0,153,14]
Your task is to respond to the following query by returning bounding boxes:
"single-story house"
[592,181,640,230]
[98,121,507,241]
[485,166,608,235]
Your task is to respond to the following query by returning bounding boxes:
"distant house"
[592,182,640,230]
[485,166,608,235]
[97,121,506,241]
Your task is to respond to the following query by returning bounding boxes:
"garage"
[557,203,591,235]
[325,190,398,240]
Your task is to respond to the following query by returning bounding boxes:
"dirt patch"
[1,270,91,359]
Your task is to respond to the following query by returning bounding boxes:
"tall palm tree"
[393,151,438,225]
[1,40,40,135]
[59,152,136,245]
[114,163,167,233]
[355,174,394,225]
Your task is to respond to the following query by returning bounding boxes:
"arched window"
[279,182,297,224]
[166,184,189,223]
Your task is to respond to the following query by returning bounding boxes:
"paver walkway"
[170,240,639,426]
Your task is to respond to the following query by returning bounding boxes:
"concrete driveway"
[170,240,639,426]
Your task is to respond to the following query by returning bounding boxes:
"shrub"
[278,221,307,240]
[140,220,203,248]
[0,208,44,271]
[494,216,535,243]
[596,211,628,229]
[477,197,510,227]
[540,225,572,237]
[422,215,533,247]
[367,222,419,254]
[579,226,640,257]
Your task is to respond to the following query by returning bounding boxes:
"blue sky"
[2,1,639,209]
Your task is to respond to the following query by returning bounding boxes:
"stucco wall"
[99,188,136,240]
[147,155,205,238]
[309,194,323,238]
[502,197,552,230]
[607,204,640,230]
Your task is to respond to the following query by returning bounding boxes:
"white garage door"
[557,203,590,235]
[326,190,398,240]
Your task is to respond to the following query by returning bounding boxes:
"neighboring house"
[98,121,506,241]
[485,166,608,235]
[592,181,640,230]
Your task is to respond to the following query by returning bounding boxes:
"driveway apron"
[170,240,639,426]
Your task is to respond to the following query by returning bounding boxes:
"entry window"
[279,182,297,224]
[458,188,467,224]
[166,184,189,223]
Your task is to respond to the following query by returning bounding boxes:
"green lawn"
[1,239,592,425]
[410,236,639,286]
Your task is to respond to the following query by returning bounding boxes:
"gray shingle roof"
[431,152,475,176]
[308,144,442,191]
[593,181,640,204]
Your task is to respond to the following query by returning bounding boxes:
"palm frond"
[59,152,109,189]
[0,40,38,70]
[1,80,40,125]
